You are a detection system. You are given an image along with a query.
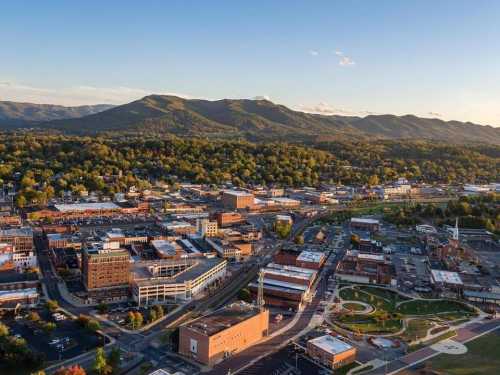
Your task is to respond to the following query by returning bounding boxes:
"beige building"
[222,190,254,210]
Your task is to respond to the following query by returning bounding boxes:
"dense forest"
[0,133,498,207]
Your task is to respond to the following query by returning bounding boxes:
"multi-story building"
[0,228,37,270]
[179,302,269,366]
[335,250,395,285]
[197,219,218,237]
[82,242,130,302]
[307,335,356,369]
[205,238,243,260]
[221,190,254,210]
[216,212,245,227]
[131,257,227,305]
[350,218,380,233]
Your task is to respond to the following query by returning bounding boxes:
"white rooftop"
[223,190,253,197]
[351,217,380,225]
[358,253,385,262]
[54,202,120,212]
[308,335,353,355]
[297,250,325,264]
[0,288,38,301]
[431,269,463,285]
[263,277,309,291]
[266,263,317,277]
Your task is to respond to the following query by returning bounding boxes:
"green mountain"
[0,101,114,127]
[4,95,500,144]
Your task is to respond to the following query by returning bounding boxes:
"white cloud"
[309,50,319,57]
[0,81,191,106]
[297,102,381,117]
[428,112,442,117]
[334,50,355,67]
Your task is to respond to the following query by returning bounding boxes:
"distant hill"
[3,95,500,144]
[0,101,114,127]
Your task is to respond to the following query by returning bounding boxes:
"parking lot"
[4,309,107,362]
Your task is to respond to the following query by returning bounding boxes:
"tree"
[54,365,86,375]
[238,288,252,303]
[148,309,157,323]
[42,321,57,334]
[107,346,121,374]
[46,299,59,312]
[134,312,143,328]
[127,311,136,329]
[368,174,380,186]
[153,305,164,318]
[86,319,101,332]
[0,322,9,337]
[93,347,108,375]
[294,234,305,245]
[28,311,41,322]
[96,302,109,314]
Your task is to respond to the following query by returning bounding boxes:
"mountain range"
[1,95,499,144]
[0,101,114,127]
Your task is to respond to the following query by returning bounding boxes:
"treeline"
[384,194,499,234]
[0,133,498,207]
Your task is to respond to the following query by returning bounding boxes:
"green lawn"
[425,330,500,374]
[343,302,366,311]
[336,314,403,334]
[396,299,475,317]
[400,319,434,342]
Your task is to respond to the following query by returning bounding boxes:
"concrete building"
[179,302,269,366]
[222,190,254,210]
[82,242,130,301]
[296,251,326,270]
[307,335,356,369]
[0,288,39,310]
[335,250,395,285]
[197,219,218,237]
[131,257,226,305]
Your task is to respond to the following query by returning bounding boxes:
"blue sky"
[1,1,499,125]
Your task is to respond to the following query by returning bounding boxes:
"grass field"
[396,299,475,317]
[336,313,403,334]
[424,330,500,374]
[343,302,366,311]
[400,319,434,342]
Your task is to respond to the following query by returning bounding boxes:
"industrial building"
[179,302,269,366]
[335,250,396,285]
[307,335,357,369]
[131,257,226,305]
[0,288,39,310]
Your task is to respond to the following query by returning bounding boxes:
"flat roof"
[351,217,380,225]
[223,190,254,197]
[0,227,33,237]
[263,277,308,291]
[54,202,120,212]
[266,263,317,277]
[308,335,353,355]
[132,257,226,286]
[358,253,385,262]
[297,250,325,264]
[431,269,463,285]
[264,267,314,282]
[151,240,178,257]
[464,290,500,300]
[183,301,261,336]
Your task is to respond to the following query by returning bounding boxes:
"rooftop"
[54,202,120,212]
[184,301,261,336]
[0,227,33,237]
[308,335,353,355]
[151,240,178,257]
[297,250,325,264]
[223,190,254,197]
[351,217,380,225]
[431,269,463,285]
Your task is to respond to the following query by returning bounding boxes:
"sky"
[1,0,500,126]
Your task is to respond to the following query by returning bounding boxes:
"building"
[272,197,301,208]
[276,214,293,226]
[307,335,356,369]
[158,221,197,236]
[336,250,396,285]
[197,219,218,237]
[206,237,244,260]
[179,302,269,366]
[221,190,254,210]
[350,218,380,233]
[216,212,245,227]
[430,269,463,291]
[82,242,130,302]
[0,288,39,310]
[131,257,226,305]
[0,228,37,270]
[296,250,326,270]
[152,240,182,259]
